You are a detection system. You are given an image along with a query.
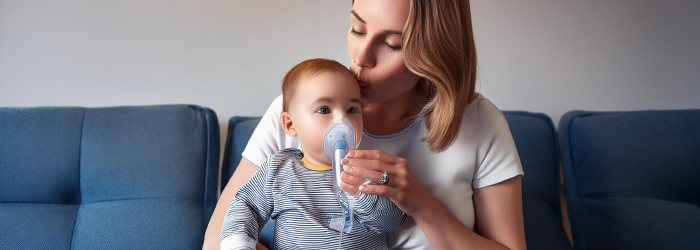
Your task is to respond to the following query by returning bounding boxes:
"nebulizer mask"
[323,118,364,248]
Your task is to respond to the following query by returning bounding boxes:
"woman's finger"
[346,149,402,165]
[341,163,385,183]
[340,171,369,186]
[342,158,395,173]
[359,184,397,199]
[339,181,359,195]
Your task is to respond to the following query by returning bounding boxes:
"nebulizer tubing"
[323,118,364,249]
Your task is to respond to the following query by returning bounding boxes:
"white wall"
[471,0,700,125]
[2,0,699,142]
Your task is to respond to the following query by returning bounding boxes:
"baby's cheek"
[302,129,330,162]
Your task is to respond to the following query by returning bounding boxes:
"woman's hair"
[403,0,478,152]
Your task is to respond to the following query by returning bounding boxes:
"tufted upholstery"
[222,111,572,250]
[0,105,220,249]
[559,110,700,250]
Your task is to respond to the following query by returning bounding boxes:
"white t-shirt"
[242,93,524,250]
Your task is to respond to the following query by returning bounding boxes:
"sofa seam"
[69,108,86,249]
[1,197,202,205]
[679,114,700,205]
[203,107,213,231]
[221,117,240,192]
[566,113,587,250]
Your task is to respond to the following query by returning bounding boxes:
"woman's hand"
[339,149,434,216]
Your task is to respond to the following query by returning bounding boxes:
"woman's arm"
[203,158,270,250]
[340,150,526,250]
[412,176,526,250]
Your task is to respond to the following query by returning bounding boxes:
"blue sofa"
[222,111,573,250]
[6,104,698,249]
[0,105,220,249]
[559,110,700,250]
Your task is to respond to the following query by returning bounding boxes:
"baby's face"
[287,71,363,166]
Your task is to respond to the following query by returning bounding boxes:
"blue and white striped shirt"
[220,148,406,250]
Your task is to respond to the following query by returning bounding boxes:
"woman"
[204,0,526,249]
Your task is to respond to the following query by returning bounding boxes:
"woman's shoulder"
[450,93,515,154]
[461,93,509,130]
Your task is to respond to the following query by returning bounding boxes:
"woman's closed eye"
[385,42,401,51]
[316,106,331,114]
[351,27,401,52]
[350,28,365,36]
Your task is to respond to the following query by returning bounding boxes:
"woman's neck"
[363,83,430,136]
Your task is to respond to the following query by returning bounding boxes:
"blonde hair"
[281,58,352,112]
[403,0,478,152]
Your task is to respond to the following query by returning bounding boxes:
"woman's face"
[348,0,421,103]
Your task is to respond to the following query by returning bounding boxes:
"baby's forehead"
[290,72,359,104]
[297,70,355,89]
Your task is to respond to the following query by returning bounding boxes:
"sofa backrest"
[503,111,572,250]
[0,105,220,249]
[559,110,700,250]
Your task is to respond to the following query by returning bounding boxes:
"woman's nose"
[354,41,375,68]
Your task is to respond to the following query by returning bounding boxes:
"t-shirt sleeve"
[472,98,524,189]
[241,94,300,167]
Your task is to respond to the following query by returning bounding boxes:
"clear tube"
[323,118,360,249]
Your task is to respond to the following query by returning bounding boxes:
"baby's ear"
[280,112,297,137]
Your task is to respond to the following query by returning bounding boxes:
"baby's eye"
[316,107,331,114]
[346,107,359,114]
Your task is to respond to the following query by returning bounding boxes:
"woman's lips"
[355,75,369,88]
[357,79,369,88]
[353,71,369,88]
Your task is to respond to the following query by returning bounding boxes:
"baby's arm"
[353,192,407,234]
[220,156,275,250]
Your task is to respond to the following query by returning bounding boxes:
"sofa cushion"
[559,110,700,250]
[0,105,219,249]
[504,111,572,250]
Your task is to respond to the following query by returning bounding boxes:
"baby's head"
[281,58,363,166]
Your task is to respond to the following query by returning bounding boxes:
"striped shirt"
[220,149,406,250]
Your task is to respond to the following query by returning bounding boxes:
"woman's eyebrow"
[350,10,366,24]
[350,10,402,36]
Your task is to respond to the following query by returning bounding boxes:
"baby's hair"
[282,58,353,112]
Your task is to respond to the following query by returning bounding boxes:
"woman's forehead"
[352,0,409,31]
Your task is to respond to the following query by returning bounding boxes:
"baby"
[220,58,406,250]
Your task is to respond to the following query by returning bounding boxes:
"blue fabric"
[559,110,700,250]
[221,117,276,248]
[71,200,204,249]
[223,113,572,249]
[0,105,220,249]
[0,203,79,250]
[221,116,260,190]
[503,111,573,250]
